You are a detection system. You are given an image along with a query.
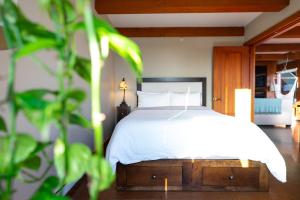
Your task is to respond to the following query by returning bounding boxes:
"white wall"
[245,0,300,41]
[0,1,115,199]
[114,37,244,108]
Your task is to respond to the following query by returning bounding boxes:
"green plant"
[0,0,143,199]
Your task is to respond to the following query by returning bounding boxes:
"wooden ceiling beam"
[95,0,290,14]
[244,10,300,46]
[275,26,300,38]
[256,43,300,52]
[256,52,300,61]
[117,27,244,37]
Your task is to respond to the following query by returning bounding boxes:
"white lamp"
[235,89,251,122]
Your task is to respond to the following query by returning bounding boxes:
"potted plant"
[0,0,143,199]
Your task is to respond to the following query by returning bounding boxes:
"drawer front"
[202,167,259,187]
[126,166,182,186]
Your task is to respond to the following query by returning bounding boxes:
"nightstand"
[117,104,131,123]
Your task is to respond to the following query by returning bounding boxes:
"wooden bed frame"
[116,77,269,192]
[116,159,269,192]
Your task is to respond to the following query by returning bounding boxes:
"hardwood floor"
[69,126,300,200]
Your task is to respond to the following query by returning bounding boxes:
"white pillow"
[137,91,170,107]
[170,92,202,106]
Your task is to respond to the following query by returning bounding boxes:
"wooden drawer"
[125,166,182,186]
[202,167,259,188]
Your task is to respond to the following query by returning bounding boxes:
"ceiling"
[107,13,262,28]
[257,24,300,62]
[264,38,300,44]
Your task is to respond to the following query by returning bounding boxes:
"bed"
[106,77,286,192]
[254,97,294,126]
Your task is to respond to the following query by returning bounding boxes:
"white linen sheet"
[106,106,286,182]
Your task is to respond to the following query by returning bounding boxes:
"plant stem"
[84,0,103,156]
[22,161,53,183]
[1,1,20,197]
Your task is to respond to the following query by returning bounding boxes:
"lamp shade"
[119,78,128,90]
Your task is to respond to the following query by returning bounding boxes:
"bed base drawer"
[116,159,269,192]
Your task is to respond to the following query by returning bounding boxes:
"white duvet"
[106,107,286,182]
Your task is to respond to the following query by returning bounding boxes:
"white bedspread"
[106,107,286,182]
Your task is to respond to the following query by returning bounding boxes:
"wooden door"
[213,46,251,116]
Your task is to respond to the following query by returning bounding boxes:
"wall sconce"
[235,89,251,122]
[119,77,128,106]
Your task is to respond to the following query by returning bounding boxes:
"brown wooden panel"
[259,164,269,191]
[116,159,269,192]
[117,27,244,37]
[203,167,233,186]
[256,43,300,52]
[245,10,300,46]
[126,166,182,186]
[95,0,289,14]
[213,46,250,116]
[256,52,300,61]
[233,167,259,187]
[276,26,300,38]
[203,167,259,187]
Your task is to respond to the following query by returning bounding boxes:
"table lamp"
[119,77,128,106]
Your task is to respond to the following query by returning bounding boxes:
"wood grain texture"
[275,26,300,38]
[116,159,268,192]
[245,10,300,46]
[256,43,300,52]
[213,46,250,116]
[117,27,244,37]
[95,0,289,14]
[256,52,300,61]
[248,46,256,122]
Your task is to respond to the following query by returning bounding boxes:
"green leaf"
[15,134,38,163]
[16,89,61,133]
[54,140,91,184]
[107,33,143,78]
[16,89,55,110]
[31,176,69,200]
[93,18,143,78]
[15,39,58,59]
[69,113,91,129]
[0,115,7,132]
[64,89,86,112]
[0,134,37,176]
[87,156,115,199]
[65,89,86,103]
[22,155,41,171]
[74,57,91,83]
[94,18,119,35]
[31,141,52,155]
[66,143,91,183]
[0,136,11,176]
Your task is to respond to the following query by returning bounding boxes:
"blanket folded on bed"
[255,98,282,114]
